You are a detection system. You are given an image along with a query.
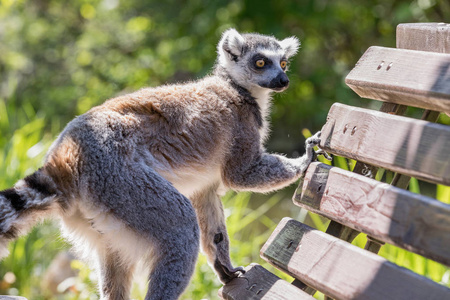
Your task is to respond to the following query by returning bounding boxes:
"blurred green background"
[0,0,449,299]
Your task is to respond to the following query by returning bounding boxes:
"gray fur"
[0,29,321,299]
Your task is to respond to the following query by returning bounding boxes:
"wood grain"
[397,23,450,53]
[345,46,450,113]
[261,218,450,300]
[294,162,450,266]
[218,263,315,300]
[320,103,450,185]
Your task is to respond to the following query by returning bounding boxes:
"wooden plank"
[389,109,442,189]
[297,101,412,296]
[218,263,315,300]
[294,162,450,266]
[260,218,450,300]
[397,23,450,53]
[320,103,450,185]
[345,46,450,113]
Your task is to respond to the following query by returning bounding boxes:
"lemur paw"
[305,131,332,161]
[305,131,321,149]
[214,259,245,284]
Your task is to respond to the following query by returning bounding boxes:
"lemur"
[0,29,324,299]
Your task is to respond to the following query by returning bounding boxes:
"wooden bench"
[219,22,450,300]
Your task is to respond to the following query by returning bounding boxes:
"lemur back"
[0,29,322,299]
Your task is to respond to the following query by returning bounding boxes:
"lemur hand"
[306,131,332,162]
[298,131,332,175]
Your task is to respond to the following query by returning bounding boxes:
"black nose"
[271,73,289,89]
[265,72,290,90]
[278,74,290,87]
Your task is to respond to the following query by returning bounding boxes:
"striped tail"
[0,169,59,258]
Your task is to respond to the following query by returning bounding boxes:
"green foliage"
[1,0,449,154]
[0,103,68,298]
[1,0,450,298]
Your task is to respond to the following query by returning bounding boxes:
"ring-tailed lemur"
[0,29,324,299]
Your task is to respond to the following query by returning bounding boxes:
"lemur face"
[217,28,300,94]
[248,49,290,92]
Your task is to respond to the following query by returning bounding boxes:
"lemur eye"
[255,59,265,68]
[280,60,287,70]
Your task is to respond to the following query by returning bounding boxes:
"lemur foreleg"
[225,131,325,193]
[191,184,244,283]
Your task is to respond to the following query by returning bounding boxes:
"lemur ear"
[218,28,245,61]
[280,36,300,58]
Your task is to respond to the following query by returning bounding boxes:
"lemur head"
[216,28,300,96]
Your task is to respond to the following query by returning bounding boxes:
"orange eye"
[255,59,265,68]
[280,60,287,69]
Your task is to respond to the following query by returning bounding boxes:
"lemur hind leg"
[191,184,244,283]
[145,233,199,300]
[89,165,200,300]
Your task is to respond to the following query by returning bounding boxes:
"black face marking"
[250,54,273,71]
[24,172,54,197]
[2,188,26,212]
[214,232,224,244]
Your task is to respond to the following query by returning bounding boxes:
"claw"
[316,149,332,161]
[229,266,245,274]
[214,259,245,284]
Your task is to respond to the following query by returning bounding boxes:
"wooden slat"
[397,23,450,53]
[345,46,450,112]
[218,263,315,300]
[260,218,450,300]
[320,103,450,185]
[293,162,450,266]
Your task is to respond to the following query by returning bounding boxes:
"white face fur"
[217,28,300,98]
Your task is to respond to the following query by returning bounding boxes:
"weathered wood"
[345,46,450,113]
[326,101,411,257]
[261,218,450,300]
[320,103,450,185]
[293,162,450,266]
[389,109,441,189]
[218,263,315,300]
[397,23,450,53]
[301,101,411,296]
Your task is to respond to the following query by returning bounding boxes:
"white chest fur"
[159,165,225,199]
[252,89,273,142]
